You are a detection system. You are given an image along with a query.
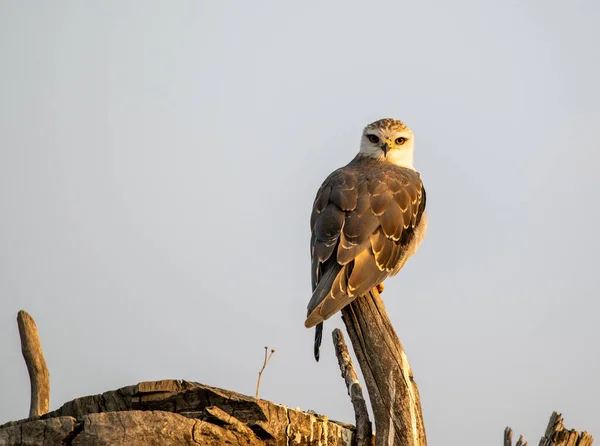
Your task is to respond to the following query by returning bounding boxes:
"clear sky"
[1,1,598,443]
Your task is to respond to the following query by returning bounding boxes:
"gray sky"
[1,1,599,443]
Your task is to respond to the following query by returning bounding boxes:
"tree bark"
[341,288,426,446]
[17,310,50,417]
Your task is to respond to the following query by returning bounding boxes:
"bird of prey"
[306,118,427,361]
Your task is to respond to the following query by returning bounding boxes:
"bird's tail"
[306,259,342,362]
[314,322,323,361]
[305,262,342,328]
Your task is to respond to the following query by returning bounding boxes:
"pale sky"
[1,1,599,444]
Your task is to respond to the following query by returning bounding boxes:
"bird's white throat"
[358,145,415,170]
[383,148,415,170]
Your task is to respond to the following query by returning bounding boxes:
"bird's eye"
[367,134,379,144]
[395,137,407,145]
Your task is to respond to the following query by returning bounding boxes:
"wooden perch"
[17,310,50,417]
[332,328,373,446]
[341,288,426,446]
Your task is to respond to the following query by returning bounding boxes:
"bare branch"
[332,328,373,445]
[17,310,50,417]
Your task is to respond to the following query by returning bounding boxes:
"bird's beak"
[381,141,391,157]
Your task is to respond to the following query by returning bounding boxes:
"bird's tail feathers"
[314,323,323,361]
[305,263,342,328]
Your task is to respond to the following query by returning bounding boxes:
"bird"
[306,118,427,361]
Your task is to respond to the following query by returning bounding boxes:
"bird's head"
[359,118,415,169]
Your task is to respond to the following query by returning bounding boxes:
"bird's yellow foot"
[376,283,384,293]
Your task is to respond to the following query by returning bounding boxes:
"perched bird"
[306,118,427,361]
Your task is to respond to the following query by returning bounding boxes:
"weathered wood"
[506,427,514,446]
[505,412,593,446]
[538,412,594,446]
[332,328,373,446]
[0,380,355,445]
[16,310,50,417]
[506,428,529,446]
[341,288,426,446]
[0,416,77,445]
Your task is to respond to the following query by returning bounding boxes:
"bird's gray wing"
[306,161,426,329]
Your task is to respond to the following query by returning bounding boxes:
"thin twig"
[332,328,373,445]
[17,310,50,417]
[255,346,275,399]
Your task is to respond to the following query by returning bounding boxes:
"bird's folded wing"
[307,158,426,326]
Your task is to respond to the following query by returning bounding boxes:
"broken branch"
[17,310,50,417]
[332,328,373,446]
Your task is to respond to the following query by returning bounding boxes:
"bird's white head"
[359,118,415,169]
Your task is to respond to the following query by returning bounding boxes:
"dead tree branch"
[341,288,426,446]
[332,328,373,446]
[17,310,50,417]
